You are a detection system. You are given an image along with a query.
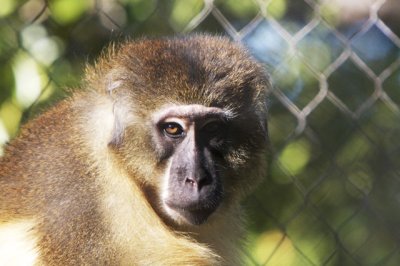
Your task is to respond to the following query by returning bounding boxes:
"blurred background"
[0,0,399,265]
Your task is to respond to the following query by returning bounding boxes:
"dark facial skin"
[153,105,230,225]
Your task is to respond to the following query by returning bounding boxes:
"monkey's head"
[87,35,269,227]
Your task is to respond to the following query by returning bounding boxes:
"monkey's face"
[151,104,228,225]
[104,36,269,227]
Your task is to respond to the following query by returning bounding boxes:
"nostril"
[185,178,196,186]
[184,175,212,190]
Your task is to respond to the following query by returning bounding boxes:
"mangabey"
[0,35,269,265]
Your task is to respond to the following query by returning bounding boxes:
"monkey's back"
[0,98,119,264]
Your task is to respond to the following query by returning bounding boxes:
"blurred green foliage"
[1,0,399,265]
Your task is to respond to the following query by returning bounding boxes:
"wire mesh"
[0,0,399,265]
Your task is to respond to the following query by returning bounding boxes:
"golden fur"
[0,35,269,265]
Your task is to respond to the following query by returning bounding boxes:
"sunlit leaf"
[0,0,17,17]
[279,139,311,175]
[169,0,204,32]
[50,0,93,25]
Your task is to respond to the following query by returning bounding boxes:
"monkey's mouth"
[165,201,219,225]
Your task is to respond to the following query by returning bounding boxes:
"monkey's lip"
[165,201,218,225]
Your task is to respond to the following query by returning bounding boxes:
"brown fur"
[0,35,269,265]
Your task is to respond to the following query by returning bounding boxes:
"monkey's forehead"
[119,34,250,64]
[91,35,269,113]
[112,35,265,86]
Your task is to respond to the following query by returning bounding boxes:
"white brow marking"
[152,104,232,124]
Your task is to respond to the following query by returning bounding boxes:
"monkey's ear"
[108,108,125,147]
[105,68,126,94]
[105,70,127,147]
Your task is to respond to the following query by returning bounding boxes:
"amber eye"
[162,122,184,138]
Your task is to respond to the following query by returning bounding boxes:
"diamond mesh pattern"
[0,0,399,265]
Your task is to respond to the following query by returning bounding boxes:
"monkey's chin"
[164,203,216,226]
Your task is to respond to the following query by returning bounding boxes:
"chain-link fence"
[1,0,399,265]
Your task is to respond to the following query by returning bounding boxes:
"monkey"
[0,34,269,265]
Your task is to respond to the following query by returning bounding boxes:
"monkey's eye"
[162,122,185,138]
